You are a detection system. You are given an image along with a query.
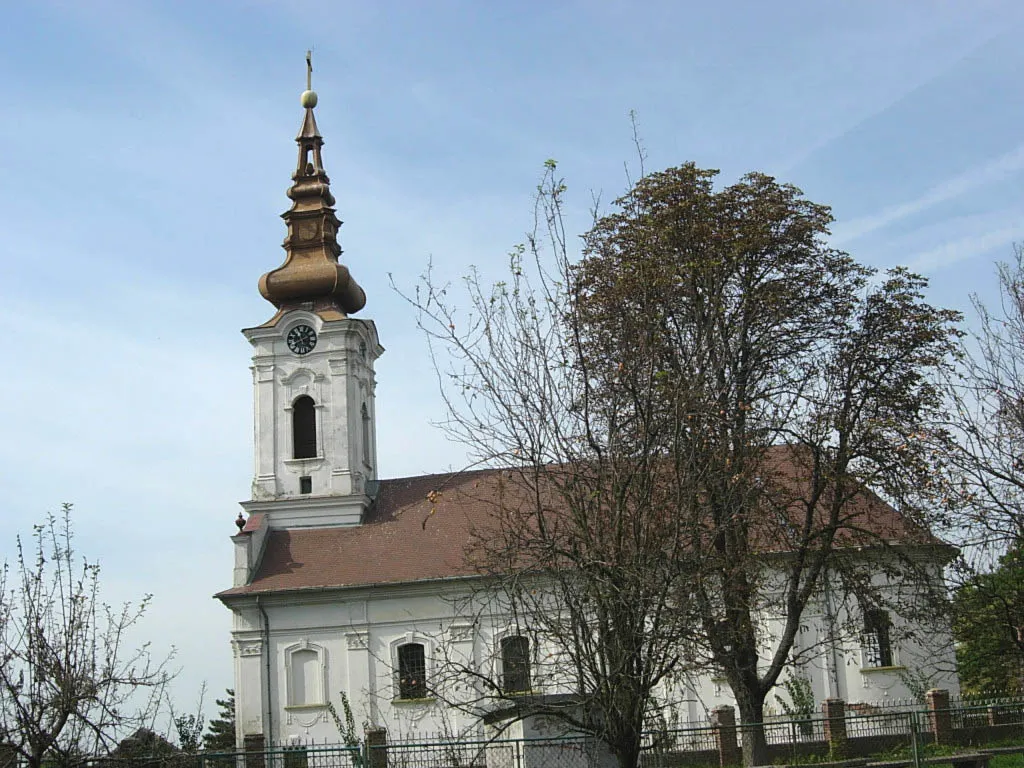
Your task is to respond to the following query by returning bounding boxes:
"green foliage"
[202,690,236,752]
[897,668,935,704]
[775,674,816,719]
[174,714,203,754]
[991,754,1024,768]
[110,729,177,759]
[327,690,359,747]
[774,674,816,737]
[954,548,1024,693]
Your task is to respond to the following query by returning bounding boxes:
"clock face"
[287,324,317,355]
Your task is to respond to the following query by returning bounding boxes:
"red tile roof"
[217,452,943,599]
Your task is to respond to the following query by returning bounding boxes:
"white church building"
[216,76,960,750]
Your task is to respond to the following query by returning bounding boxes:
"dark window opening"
[293,396,317,459]
[397,643,427,699]
[502,635,531,693]
[863,608,893,667]
[299,476,312,494]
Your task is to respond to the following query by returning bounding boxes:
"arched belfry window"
[293,396,317,459]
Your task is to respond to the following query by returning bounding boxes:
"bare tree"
[0,505,172,768]
[942,245,1024,553]
[401,162,960,767]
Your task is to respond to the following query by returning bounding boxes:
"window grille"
[863,609,893,667]
[398,643,427,699]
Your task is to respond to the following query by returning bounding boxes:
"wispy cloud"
[905,223,1024,274]
[832,142,1024,246]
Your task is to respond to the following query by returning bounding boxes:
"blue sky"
[0,0,1021,732]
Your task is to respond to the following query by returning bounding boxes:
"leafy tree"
[110,728,178,759]
[202,689,235,752]
[954,547,1024,693]
[171,683,206,754]
[404,162,959,767]
[0,506,172,768]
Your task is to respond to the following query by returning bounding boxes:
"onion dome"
[258,53,366,322]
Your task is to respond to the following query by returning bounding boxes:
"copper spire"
[258,53,366,321]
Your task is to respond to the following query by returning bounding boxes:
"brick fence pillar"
[712,705,741,767]
[822,698,848,757]
[365,727,388,768]
[926,689,952,745]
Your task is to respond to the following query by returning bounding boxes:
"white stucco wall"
[224,564,960,747]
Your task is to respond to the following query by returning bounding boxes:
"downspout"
[257,595,274,745]
[822,569,842,698]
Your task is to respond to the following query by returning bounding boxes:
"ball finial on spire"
[301,49,318,108]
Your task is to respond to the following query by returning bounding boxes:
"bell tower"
[240,55,383,529]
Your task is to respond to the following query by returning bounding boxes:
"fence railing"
[45,690,1024,768]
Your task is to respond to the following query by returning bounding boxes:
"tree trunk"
[735,689,769,767]
[613,739,641,768]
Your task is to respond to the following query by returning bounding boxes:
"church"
[216,72,960,750]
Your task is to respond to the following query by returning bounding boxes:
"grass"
[991,755,1024,768]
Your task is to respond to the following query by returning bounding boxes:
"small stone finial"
[301,50,318,108]
[235,512,246,532]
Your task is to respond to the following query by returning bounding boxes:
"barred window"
[501,635,531,693]
[397,643,427,699]
[863,609,893,667]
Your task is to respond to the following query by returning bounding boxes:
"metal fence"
[846,709,919,738]
[370,735,610,768]
[70,745,364,768]
[33,693,1024,768]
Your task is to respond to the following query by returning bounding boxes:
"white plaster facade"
[222,565,959,746]
[242,311,382,525]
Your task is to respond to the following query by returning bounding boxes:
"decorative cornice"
[236,640,262,657]
[346,632,369,650]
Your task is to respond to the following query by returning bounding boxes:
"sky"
[0,0,1022,735]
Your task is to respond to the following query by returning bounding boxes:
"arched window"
[501,635,531,693]
[293,396,317,459]
[361,403,371,466]
[397,643,427,700]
